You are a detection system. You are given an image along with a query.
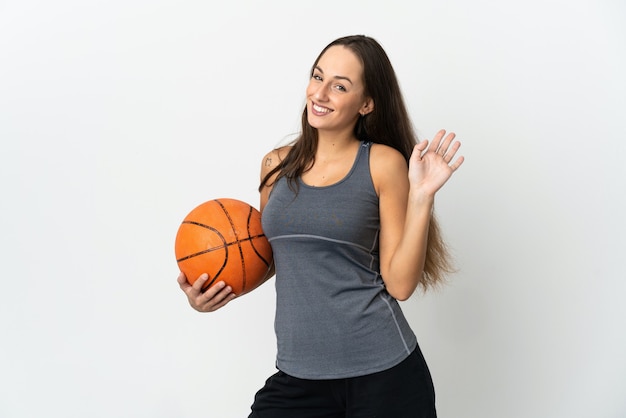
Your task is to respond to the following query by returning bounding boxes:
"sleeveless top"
[261,141,417,379]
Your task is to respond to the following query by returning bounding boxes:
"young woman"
[178,35,464,417]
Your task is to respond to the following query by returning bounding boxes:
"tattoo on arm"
[265,157,272,166]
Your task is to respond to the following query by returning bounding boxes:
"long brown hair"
[260,35,454,291]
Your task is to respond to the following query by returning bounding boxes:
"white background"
[1,1,625,417]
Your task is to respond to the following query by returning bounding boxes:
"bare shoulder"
[370,142,407,163]
[260,145,291,212]
[370,143,408,187]
[369,144,409,197]
[260,145,291,177]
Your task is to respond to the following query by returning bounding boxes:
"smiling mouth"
[312,102,332,114]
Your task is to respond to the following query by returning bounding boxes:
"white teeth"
[313,103,331,113]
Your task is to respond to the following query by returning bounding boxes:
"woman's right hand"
[177,272,237,312]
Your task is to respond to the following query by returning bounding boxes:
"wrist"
[408,187,435,207]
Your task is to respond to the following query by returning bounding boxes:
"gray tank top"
[262,141,417,379]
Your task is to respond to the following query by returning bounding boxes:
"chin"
[306,115,323,130]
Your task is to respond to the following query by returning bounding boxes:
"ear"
[359,97,374,116]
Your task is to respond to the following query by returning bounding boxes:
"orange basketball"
[175,198,273,296]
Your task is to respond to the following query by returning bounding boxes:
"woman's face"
[306,45,373,134]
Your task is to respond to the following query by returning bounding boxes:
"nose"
[312,81,330,101]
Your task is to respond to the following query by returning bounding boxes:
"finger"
[437,132,456,155]
[412,141,428,161]
[207,292,237,312]
[177,271,191,289]
[450,155,465,171]
[192,273,212,292]
[429,129,446,153]
[442,140,461,163]
[203,282,236,311]
[201,280,227,299]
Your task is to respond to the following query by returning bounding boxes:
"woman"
[178,35,463,417]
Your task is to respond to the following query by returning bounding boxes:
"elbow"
[390,291,413,302]
[385,284,416,301]
[381,266,421,301]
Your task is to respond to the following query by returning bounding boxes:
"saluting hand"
[408,129,464,197]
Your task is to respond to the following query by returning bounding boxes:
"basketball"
[175,198,273,296]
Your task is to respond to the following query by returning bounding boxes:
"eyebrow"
[314,66,354,85]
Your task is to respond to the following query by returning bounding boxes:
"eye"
[312,73,323,81]
[334,84,347,92]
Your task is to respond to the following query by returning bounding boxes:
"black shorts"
[248,345,436,418]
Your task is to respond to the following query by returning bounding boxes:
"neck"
[316,129,359,158]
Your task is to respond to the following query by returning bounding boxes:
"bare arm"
[374,130,463,300]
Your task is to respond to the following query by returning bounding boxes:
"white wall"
[1,1,624,417]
